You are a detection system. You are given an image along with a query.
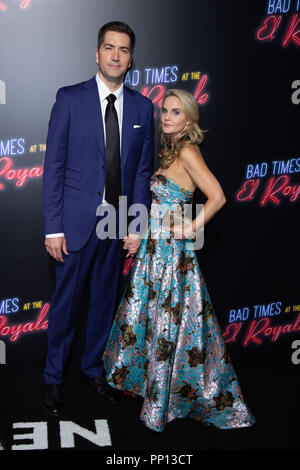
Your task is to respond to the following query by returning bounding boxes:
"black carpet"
[0,370,299,455]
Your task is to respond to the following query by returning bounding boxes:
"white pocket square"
[133,124,142,128]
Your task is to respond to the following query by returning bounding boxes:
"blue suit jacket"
[43,77,154,251]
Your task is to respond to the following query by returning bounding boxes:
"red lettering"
[141,77,209,112]
[193,74,209,104]
[10,324,26,341]
[20,0,32,10]
[256,15,282,41]
[292,314,300,332]
[264,327,272,336]
[282,13,300,47]
[0,157,11,189]
[141,85,165,109]
[290,184,300,202]
[260,175,290,206]
[283,324,293,333]
[237,175,300,206]
[0,1,31,10]
[6,169,16,180]
[22,322,35,333]
[0,303,49,342]
[282,185,291,195]
[242,314,300,346]
[0,316,6,330]
[34,303,49,331]
[1,326,10,336]
[270,325,284,341]
[29,167,43,178]
[223,322,242,343]
[0,157,43,190]
[243,318,270,346]
[236,179,260,201]
[16,168,29,187]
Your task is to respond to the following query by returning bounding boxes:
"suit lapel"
[121,86,135,170]
[82,80,136,169]
[82,78,105,163]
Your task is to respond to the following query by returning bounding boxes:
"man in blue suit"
[42,21,154,415]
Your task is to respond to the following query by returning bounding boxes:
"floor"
[0,370,299,455]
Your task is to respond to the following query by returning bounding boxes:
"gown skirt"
[103,173,255,432]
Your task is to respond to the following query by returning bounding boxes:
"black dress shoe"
[81,374,124,403]
[42,384,62,416]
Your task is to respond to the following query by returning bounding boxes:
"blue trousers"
[44,225,124,384]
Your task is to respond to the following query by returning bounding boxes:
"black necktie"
[105,93,121,208]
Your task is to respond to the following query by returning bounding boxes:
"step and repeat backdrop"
[0,0,299,374]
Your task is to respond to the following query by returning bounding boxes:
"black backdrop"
[0,0,299,376]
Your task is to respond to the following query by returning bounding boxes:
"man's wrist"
[45,233,65,238]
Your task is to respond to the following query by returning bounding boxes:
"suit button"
[98,192,102,196]
[102,165,105,170]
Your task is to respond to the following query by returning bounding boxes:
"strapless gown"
[103,173,255,432]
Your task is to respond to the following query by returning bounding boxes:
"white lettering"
[0,81,5,105]
[0,340,6,364]
[12,422,48,450]
[60,420,111,448]
[291,80,300,105]
[291,339,300,365]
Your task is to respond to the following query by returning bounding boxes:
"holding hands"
[123,233,141,257]
[46,234,141,261]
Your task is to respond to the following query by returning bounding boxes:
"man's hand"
[123,233,141,258]
[45,236,68,262]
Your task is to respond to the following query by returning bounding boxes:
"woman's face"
[161,96,189,138]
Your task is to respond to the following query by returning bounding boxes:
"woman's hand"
[123,233,141,257]
[170,223,196,240]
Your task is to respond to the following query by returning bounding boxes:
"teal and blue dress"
[103,173,255,432]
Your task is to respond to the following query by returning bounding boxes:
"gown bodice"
[150,173,193,206]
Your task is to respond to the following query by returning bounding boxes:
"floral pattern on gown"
[103,173,255,432]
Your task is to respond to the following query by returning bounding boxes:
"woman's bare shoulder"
[179,144,204,164]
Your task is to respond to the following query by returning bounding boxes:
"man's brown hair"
[97,21,135,52]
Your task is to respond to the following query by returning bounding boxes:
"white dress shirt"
[46,73,124,238]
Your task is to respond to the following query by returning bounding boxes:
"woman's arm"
[179,145,226,235]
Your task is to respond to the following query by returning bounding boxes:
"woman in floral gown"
[103,89,255,432]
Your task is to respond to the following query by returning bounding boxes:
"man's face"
[96,31,132,83]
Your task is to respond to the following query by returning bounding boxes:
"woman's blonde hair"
[158,89,206,169]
